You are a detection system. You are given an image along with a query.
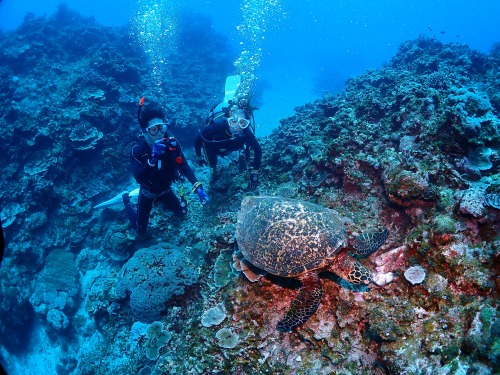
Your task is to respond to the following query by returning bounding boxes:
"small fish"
[440,30,446,34]
[428,25,432,32]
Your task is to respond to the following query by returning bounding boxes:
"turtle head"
[348,263,372,285]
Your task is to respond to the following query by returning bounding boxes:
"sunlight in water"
[129,0,284,101]
[130,1,179,90]
[234,0,283,100]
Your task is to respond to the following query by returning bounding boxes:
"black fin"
[277,273,323,332]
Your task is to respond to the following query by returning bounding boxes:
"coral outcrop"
[115,243,199,323]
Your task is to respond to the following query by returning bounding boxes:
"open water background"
[1,0,499,134]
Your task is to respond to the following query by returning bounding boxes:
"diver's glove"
[196,157,207,167]
[249,170,259,190]
[192,181,209,205]
[149,141,166,166]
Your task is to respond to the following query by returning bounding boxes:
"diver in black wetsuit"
[122,99,209,234]
[194,104,262,190]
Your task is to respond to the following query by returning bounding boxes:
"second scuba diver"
[194,102,262,190]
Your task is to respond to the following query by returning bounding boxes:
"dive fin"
[93,188,140,209]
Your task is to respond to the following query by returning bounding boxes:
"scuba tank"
[213,75,241,114]
[202,75,242,129]
[202,74,256,135]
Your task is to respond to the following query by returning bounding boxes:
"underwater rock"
[308,170,328,187]
[1,202,22,228]
[24,210,48,231]
[456,188,486,218]
[109,232,129,253]
[383,169,430,207]
[456,157,483,180]
[0,283,35,353]
[274,183,298,199]
[144,321,171,361]
[129,321,148,351]
[79,88,105,101]
[23,153,58,175]
[447,87,497,136]
[463,308,498,359]
[115,242,199,323]
[30,248,80,320]
[69,122,103,151]
[374,245,407,274]
[372,272,394,286]
[468,146,494,171]
[433,214,457,235]
[46,308,69,331]
[424,272,449,294]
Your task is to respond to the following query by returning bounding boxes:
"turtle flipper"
[351,228,389,257]
[277,273,323,332]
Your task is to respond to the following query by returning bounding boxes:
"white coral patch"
[404,266,426,285]
[372,272,394,286]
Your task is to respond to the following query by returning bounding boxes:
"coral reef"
[0,9,499,375]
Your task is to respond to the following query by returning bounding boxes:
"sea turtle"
[235,196,389,332]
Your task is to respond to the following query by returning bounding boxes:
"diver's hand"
[150,141,166,165]
[192,181,209,205]
[196,186,209,205]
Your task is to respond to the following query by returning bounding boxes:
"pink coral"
[374,245,407,274]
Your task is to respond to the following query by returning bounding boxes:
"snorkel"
[137,97,145,125]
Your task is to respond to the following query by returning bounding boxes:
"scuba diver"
[122,98,209,234]
[194,99,262,190]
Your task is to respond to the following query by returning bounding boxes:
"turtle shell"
[236,196,347,277]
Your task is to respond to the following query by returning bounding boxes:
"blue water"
[1,0,498,135]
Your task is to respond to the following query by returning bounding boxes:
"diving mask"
[227,115,250,129]
[146,122,168,136]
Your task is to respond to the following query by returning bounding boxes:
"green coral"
[213,249,235,288]
[145,321,171,361]
[480,306,496,326]
[433,214,456,234]
[437,188,457,212]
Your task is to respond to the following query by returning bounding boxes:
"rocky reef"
[0,7,499,375]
